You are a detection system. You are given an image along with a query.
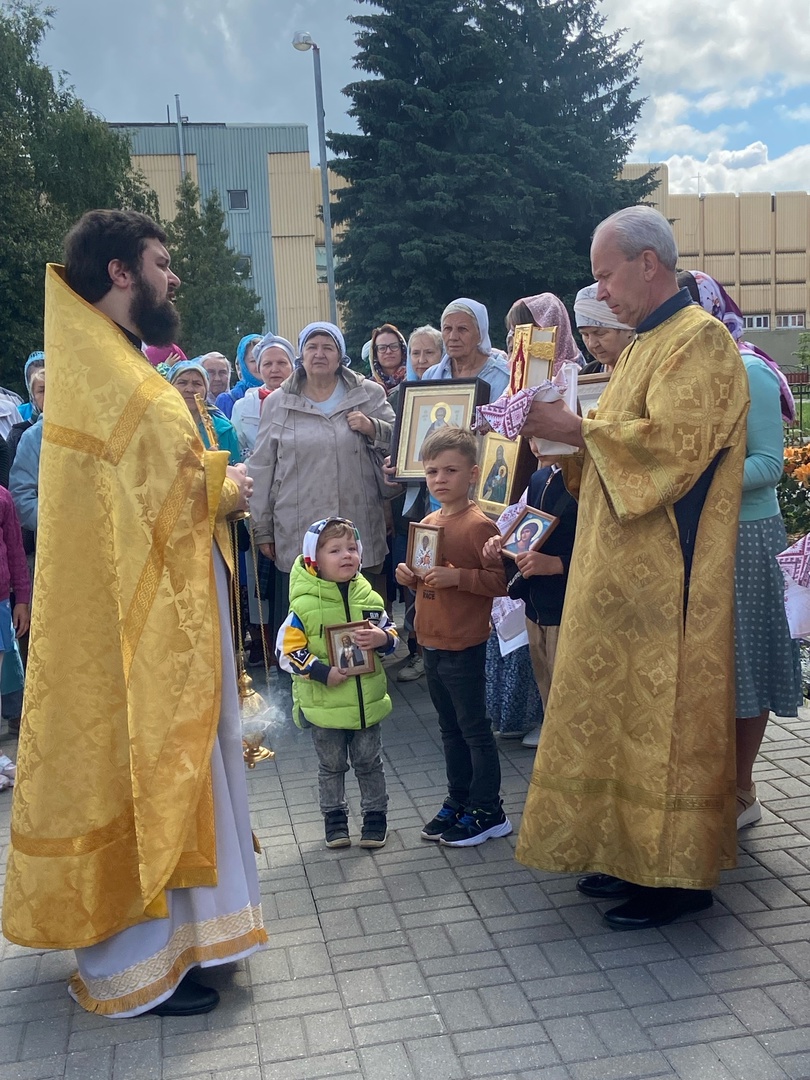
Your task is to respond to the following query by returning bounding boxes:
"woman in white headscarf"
[574,284,635,374]
[423,298,510,399]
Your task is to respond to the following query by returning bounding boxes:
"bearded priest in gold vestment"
[2,210,267,1016]
[515,206,749,931]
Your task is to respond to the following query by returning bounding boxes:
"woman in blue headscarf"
[17,352,45,423]
[167,360,240,464]
[215,334,262,419]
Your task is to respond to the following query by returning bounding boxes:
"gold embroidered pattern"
[533,773,733,812]
[11,807,133,857]
[44,422,106,460]
[120,450,200,681]
[105,377,169,465]
[69,904,266,1014]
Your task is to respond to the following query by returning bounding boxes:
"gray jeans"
[310,725,388,815]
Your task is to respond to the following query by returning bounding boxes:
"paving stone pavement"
[2,655,810,1080]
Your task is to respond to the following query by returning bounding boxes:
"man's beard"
[129,273,180,346]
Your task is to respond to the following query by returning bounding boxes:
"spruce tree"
[166,176,263,359]
[328,0,653,353]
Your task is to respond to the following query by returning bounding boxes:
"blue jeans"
[423,643,501,813]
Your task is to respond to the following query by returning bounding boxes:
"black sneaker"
[420,799,462,841]
[360,812,388,849]
[439,805,513,847]
[324,810,350,848]
[247,638,264,668]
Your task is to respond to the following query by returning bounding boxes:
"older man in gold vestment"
[515,206,749,929]
[2,210,267,1014]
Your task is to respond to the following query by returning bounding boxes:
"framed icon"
[499,505,559,560]
[406,522,444,579]
[474,433,537,520]
[391,378,490,482]
[324,621,376,676]
[577,372,611,417]
[509,324,556,394]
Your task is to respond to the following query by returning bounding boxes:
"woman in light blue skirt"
[681,271,802,828]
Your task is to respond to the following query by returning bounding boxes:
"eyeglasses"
[376,343,402,353]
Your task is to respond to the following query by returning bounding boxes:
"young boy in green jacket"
[277,517,398,848]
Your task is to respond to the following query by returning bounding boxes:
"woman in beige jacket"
[249,322,395,637]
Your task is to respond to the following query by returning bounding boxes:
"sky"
[37,0,810,196]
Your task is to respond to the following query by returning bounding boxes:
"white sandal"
[737,785,762,829]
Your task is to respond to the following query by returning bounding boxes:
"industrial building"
[113,122,338,344]
[625,163,809,367]
[117,123,808,368]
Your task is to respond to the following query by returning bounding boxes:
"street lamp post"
[292,31,338,326]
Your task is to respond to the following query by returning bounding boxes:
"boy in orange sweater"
[396,428,510,846]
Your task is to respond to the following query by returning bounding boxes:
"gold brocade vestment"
[516,304,749,889]
[3,265,244,949]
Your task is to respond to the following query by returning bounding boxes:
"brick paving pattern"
[2,656,810,1079]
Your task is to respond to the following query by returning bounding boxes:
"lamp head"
[292,30,315,51]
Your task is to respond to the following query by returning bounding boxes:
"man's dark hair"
[64,210,167,304]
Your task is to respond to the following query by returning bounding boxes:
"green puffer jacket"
[288,556,393,730]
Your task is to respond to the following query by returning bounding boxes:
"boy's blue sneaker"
[420,799,462,841]
[439,806,513,847]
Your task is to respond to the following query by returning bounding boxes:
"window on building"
[776,313,805,329]
[234,255,252,279]
[315,243,328,284]
[228,189,249,211]
[743,314,770,330]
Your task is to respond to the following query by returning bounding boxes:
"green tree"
[0,1,158,390]
[793,331,810,373]
[165,175,263,358]
[328,0,654,354]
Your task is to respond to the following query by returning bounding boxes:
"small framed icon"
[406,522,445,579]
[324,621,376,676]
[499,505,558,560]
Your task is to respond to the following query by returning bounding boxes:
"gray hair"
[407,325,443,352]
[199,351,232,372]
[593,205,678,272]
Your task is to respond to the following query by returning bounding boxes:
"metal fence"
[786,374,810,444]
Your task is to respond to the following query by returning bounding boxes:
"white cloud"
[631,93,747,159]
[694,86,767,114]
[663,143,810,194]
[601,0,810,191]
[778,104,810,122]
[600,0,810,94]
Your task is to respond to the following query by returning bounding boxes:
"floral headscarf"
[370,323,408,394]
[518,294,581,376]
[683,271,795,424]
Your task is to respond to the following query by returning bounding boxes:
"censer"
[200,394,276,768]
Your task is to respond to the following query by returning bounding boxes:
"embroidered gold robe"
[3,265,244,949]
[516,304,749,889]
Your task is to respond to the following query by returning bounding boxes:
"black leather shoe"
[148,974,220,1016]
[603,888,713,930]
[576,874,639,899]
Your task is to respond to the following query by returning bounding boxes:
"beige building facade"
[122,122,341,345]
[625,163,809,367]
